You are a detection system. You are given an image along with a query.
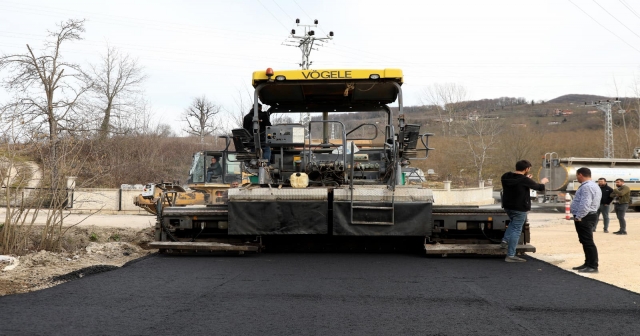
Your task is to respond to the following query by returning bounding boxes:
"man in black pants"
[595,178,613,233]
[611,178,630,235]
[570,167,602,273]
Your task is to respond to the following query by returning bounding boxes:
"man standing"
[500,160,549,262]
[242,103,272,161]
[222,180,240,204]
[611,178,630,235]
[595,178,613,233]
[570,167,602,273]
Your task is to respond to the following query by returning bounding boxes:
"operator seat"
[231,128,255,152]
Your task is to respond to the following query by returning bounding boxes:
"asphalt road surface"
[1,253,640,336]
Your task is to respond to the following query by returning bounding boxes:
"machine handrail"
[346,123,379,141]
[304,120,348,179]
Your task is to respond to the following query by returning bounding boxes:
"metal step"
[148,241,259,252]
[424,243,536,255]
[351,221,394,226]
[352,206,394,210]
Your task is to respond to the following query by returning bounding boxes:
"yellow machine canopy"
[252,68,403,112]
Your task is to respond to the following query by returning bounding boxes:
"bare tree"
[0,19,103,254]
[0,19,91,188]
[182,96,221,144]
[422,83,468,136]
[458,114,503,181]
[629,77,640,139]
[90,46,146,138]
[495,126,537,172]
[230,87,253,128]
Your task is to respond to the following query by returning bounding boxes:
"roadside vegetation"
[2,19,640,256]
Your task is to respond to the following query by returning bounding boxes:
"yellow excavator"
[133,151,244,214]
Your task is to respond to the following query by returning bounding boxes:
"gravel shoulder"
[0,221,155,296]
[528,212,640,293]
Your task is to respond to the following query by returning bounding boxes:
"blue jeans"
[595,204,610,231]
[614,203,628,232]
[502,209,528,257]
[262,145,272,162]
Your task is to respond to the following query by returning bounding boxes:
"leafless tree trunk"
[90,46,146,138]
[182,96,221,145]
[0,19,91,190]
[497,127,537,165]
[230,87,253,128]
[0,19,97,253]
[422,83,468,136]
[458,114,502,181]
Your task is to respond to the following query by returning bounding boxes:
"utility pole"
[586,99,623,158]
[283,19,334,70]
[283,19,334,127]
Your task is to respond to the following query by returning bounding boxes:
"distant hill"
[547,94,610,104]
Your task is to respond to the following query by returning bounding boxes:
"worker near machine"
[611,178,630,235]
[570,167,601,273]
[500,160,549,262]
[595,178,613,233]
[222,180,240,203]
[242,103,272,161]
[206,157,223,182]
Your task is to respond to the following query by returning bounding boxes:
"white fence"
[431,187,495,206]
[69,187,148,213]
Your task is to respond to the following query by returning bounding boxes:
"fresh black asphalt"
[1,253,639,336]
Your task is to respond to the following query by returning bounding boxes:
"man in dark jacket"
[242,103,272,161]
[501,160,549,262]
[206,157,223,182]
[595,178,613,233]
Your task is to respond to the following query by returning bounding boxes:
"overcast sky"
[2,0,640,133]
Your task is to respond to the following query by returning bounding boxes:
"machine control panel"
[266,125,305,145]
[353,154,369,161]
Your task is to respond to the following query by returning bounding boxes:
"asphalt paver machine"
[149,68,535,255]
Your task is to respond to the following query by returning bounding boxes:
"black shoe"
[613,231,628,235]
[572,264,587,270]
[578,267,599,273]
[604,229,609,233]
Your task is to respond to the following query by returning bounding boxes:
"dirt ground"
[528,212,640,294]
[0,224,155,296]
[1,211,639,296]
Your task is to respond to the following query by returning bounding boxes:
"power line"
[255,0,290,30]
[593,0,640,40]
[620,0,640,19]
[271,0,294,21]
[568,0,640,54]
[292,0,313,21]
[0,1,287,42]
[291,0,327,35]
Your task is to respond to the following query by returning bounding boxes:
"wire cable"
[568,0,640,54]
[271,0,295,22]
[292,0,327,35]
[255,0,290,31]
[619,0,640,20]
[593,0,640,40]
